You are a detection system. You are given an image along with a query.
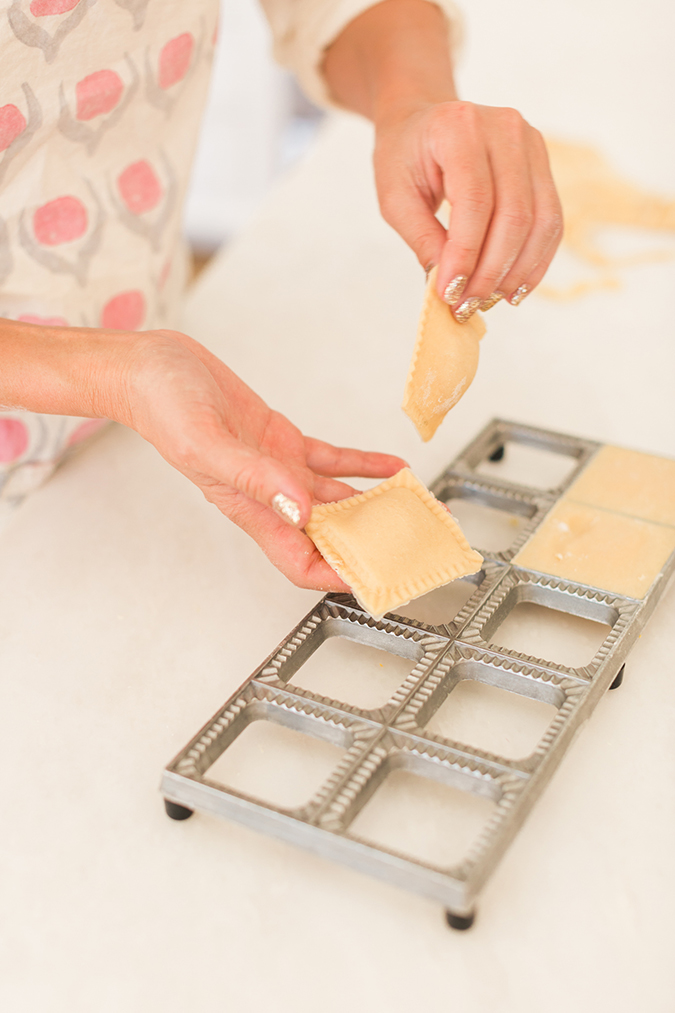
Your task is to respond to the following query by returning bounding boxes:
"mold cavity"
[349,768,495,868]
[291,637,412,710]
[426,679,558,759]
[392,577,477,627]
[477,442,578,490]
[206,720,345,809]
[489,602,610,667]
[445,497,528,552]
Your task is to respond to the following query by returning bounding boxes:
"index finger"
[305,438,406,479]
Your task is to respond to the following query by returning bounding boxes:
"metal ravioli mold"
[161,419,675,931]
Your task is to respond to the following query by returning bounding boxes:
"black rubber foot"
[445,909,475,931]
[164,799,194,821]
[609,664,625,690]
[489,444,505,462]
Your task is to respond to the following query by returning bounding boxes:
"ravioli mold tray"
[161,419,675,930]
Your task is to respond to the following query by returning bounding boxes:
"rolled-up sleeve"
[258,0,463,107]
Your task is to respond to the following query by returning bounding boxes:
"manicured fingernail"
[272,493,301,526]
[453,297,482,323]
[443,275,468,305]
[424,262,435,280]
[510,284,530,306]
[479,291,505,312]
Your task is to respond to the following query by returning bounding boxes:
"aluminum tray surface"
[161,419,675,929]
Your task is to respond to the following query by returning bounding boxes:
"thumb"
[375,173,447,272]
[197,440,313,528]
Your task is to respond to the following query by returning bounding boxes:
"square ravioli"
[305,469,483,619]
[513,499,675,599]
[565,445,675,526]
[402,267,486,442]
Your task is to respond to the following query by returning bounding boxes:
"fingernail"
[479,291,505,312]
[443,275,468,306]
[510,284,530,307]
[272,493,302,526]
[453,297,482,323]
[424,262,435,280]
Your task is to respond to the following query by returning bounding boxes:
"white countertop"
[2,1,674,1009]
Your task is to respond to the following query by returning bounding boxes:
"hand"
[374,100,563,319]
[122,330,405,589]
[323,0,563,321]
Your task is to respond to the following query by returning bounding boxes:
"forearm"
[0,317,135,422]
[322,0,457,124]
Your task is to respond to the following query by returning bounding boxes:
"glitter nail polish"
[510,285,530,307]
[272,493,301,526]
[443,275,468,306]
[479,291,505,312]
[454,297,482,323]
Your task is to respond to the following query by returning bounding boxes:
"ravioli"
[306,469,483,619]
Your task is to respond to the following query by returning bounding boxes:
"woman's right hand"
[0,319,404,589]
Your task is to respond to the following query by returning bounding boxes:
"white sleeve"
[258,0,464,107]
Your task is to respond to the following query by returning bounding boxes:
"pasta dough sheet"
[513,500,675,599]
[306,469,484,619]
[565,445,675,526]
[402,267,485,442]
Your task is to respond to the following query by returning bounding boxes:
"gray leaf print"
[0,83,43,189]
[0,216,14,288]
[8,0,98,65]
[113,0,150,31]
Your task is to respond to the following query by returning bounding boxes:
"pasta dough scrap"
[306,468,484,619]
[513,500,675,600]
[539,138,675,300]
[402,267,486,442]
[565,445,675,526]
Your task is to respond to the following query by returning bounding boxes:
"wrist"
[372,91,456,133]
[324,0,457,122]
[0,317,146,424]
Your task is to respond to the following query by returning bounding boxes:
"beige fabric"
[306,468,483,618]
[0,0,220,501]
[0,0,217,333]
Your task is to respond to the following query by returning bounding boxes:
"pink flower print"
[113,151,175,250]
[20,181,103,282]
[18,314,69,325]
[30,0,80,14]
[158,34,194,90]
[0,104,27,153]
[0,418,29,463]
[102,290,145,330]
[59,57,138,155]
[67,418,106,445]
[112,0,150,32]
[117,160,162,215]
[76,70,124,122]
[33,195,88,246]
